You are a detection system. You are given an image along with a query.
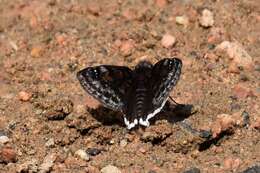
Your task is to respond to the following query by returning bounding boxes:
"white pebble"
[101,165,121,173]
[175,15,189,27]
[0,135,10,144]
[199,9,214,27]
[75,149,90,161]
[119,139,127,147]
[45,138,55,148]
[161,34,176,48]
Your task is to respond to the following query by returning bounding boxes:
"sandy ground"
[0,0,259,173]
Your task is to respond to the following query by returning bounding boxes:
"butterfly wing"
[152,58,182,107]
[77,65,133,111]
[138,58,182,127]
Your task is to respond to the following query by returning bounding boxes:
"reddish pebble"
[207,27,225,44]
[211,122,222,138]
[120,40,135,56]
[139,147,147,153]
[0,146,16,163]
[56,34,67,46]
[122,9,137,20]
[155,0,167,8]
[219,114,235,130]
[31,46,43,58]
[29,15,38,29]
[18,91,32,102]
[87,2,101,16]
[161,34,176,48]
[224,157,241,170]
[211,114,235,138]
[40,71,52,81]
[232,84,253,99]
[227,62,240,74]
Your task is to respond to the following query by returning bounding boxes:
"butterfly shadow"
[87,101,195,128]
[151,101,196,125]
[87,106,126,127]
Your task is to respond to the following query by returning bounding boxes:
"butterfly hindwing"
[151,58,182,108]
[77,65,133,111]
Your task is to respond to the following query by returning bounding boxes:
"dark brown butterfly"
[77,58,182,129]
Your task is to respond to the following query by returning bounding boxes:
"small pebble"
[0,146,16,163]
[31,46,43,58]
[75,149,90,161]
[139,147,147,154]
[55,34,67,45]
[232,84,253,99]
[45,111,67,120]
[141,131,154,142]
[0,135,10,144]
[230,103,241,111]
[87,2,101,16]
[161,34,176,48]
[199,9,214,28]
[35,109,43,115]
[223,157,241,171]
[45,138,55,148]
[155,0,167,8]
[189,51,199,59]
[211,114,235,138]
[175,15,189,27]
[86,148,101,156]
[148,170,157,173]
[241,111,250,127]
[216,41,253,69]
[183,167,201,173]
[207,27,225,44]
[9,40,18,51]
[39,153,56,173]
[120,139,128,147]
[120,40,135,57]
[18,91,32,102]
[228,62,240,73]
[101,165,121,173]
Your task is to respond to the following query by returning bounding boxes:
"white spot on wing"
[124,117,138,129]
[139,98,168,127]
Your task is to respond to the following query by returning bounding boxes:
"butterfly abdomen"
[135,87,147,117]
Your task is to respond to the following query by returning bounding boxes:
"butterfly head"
[134,61,153,79]
[135,61,153,69]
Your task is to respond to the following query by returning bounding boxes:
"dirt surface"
[0,0,259,173]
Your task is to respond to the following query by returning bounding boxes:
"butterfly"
[77,58,182,129]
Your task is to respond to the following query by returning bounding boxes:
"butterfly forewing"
[77,65,133,111]
[151,58,182,107]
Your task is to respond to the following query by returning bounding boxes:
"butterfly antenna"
[169,96,179,105]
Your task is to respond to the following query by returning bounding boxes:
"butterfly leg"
[169,96,180,105]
